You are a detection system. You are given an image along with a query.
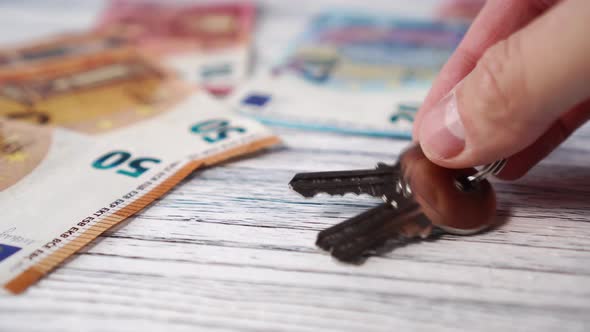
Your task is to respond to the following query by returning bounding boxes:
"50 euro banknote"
[0,49,278,294]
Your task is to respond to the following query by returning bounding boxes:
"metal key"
[289,162,402,200]
[289,144,504,263]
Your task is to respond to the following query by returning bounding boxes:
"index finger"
[412,0,559,139]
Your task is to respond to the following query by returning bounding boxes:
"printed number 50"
[191,119,245,143]
[92,151,161,178]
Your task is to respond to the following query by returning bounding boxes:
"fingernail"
[419,87,465,160]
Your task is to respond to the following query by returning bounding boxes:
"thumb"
[418,0,590,168]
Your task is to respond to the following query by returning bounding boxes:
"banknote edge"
[3,135,280,294]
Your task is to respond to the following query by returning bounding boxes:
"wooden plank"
[0,1,589,331]
[1,126,589,331]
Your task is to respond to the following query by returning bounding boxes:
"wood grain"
[1,125,588,331]
[0,1,589,331]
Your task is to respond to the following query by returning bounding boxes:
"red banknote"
[96,0,255,95]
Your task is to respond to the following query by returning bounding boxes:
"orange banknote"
[0,49,192,134]
[0,48,277,294]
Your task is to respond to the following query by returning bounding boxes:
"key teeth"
[315,236,332,251]
[315,204,437,264]
[331,250,368,265]
[376,162,396,170]
[316,235,368,264]
[289,187,350,198]
[289,187,400,202]
[329,233,406,264]
[289,181,391,199]
[289,165,400,200]
[295,190,384,199]
[321,233,419,264]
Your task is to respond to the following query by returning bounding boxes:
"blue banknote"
[230,11,468,138]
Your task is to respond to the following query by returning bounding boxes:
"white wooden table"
[0,1,589,331]
[1,125,589,331]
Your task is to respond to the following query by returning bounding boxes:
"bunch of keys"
[289,144,506,263]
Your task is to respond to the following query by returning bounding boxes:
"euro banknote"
[229,11,467,138]
[0,49,278,294]
[95,0,255,95]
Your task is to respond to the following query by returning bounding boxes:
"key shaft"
[317,201,435,263]
[289,163,401,199]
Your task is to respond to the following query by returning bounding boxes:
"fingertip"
[418,88,466,166]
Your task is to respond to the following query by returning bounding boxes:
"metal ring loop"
[455,159,507,191]
[466,159,507,183]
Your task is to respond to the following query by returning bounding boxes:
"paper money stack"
[0,0,466,293]
[0,0,277,294]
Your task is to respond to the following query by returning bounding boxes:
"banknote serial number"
[23,165,181,263]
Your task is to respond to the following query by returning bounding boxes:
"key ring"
[455,159,507,191]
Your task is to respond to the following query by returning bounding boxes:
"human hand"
[437,0,486,20]
[413,0,590,179]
